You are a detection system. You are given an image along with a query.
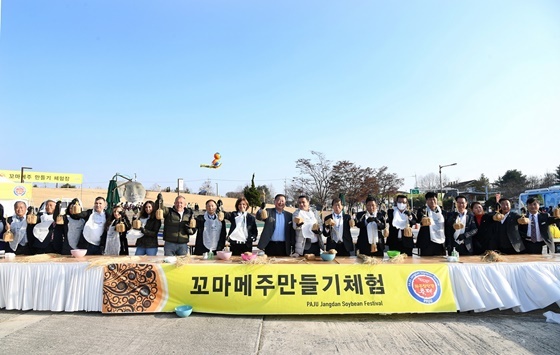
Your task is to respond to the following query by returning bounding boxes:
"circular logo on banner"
[407,270,441,304]
[13,185,27,196]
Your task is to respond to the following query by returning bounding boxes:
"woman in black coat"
[223,197,258,255]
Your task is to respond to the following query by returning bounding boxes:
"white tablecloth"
[0,262,103,312]
[448,262,560,312]
[2,261,560,313]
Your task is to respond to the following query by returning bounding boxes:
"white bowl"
[71,249,87,258]
[5,252,15,260]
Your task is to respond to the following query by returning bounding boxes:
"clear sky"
[1,1,559,196]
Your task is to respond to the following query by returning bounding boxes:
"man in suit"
[257,194,294,256]
[323,197,354,256]
[355,195,386,257]
[416,192,446,256]
[445,195,477,255]
[490,198,525,254]
[519,197,558,254]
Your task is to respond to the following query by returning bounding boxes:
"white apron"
[67,217,85,250]
[8,216,28,252]
[104,225,121,255]
[392,209,408,239]
[427,207,445,244]
[33,214,54,243]
[365,212,379,245]
[229,213,248,243]
[83,212,105,246]
[203,213,221,251]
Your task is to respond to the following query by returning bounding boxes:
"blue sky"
[1,1,559,196]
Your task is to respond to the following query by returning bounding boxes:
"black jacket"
[323,213,354,253]
[135,217,162,249]
[193,214,227,254]
[224,211,258,248]
[386,208,417,250]
[444,211,477,254]
[355,210,386,256]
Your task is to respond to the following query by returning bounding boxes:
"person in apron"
[223,197,258,255]
[100,205,131,256]
[71,197,110,255]
[6,201,33,255]
[193,199,226,255]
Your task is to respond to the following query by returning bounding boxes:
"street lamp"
[20,167,32,183]
[409,174,418,210]
[439,163,457,199]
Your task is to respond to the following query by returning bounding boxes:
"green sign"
[410,189,419,195]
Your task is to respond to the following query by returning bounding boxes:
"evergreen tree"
[243,174,261,213]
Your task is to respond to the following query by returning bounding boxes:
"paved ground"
[1,305,559,354]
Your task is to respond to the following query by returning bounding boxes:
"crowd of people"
[1,192,559,258]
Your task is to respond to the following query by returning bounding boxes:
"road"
[1,306,559,354]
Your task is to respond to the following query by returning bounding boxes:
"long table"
[1,254,560,314]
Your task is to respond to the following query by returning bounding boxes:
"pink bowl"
[217,251,232,260]
[241,253,257,261]
[71,249,87,258]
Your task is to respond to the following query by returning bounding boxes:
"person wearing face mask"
[193,199,227,255]
[444,195,476,256]
[355,196,387,257]
[489,198,525,254]
[386,195,417,256]
[223,197,258,256]
[416,192,446,256]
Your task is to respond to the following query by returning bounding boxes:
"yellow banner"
[0,182,33,200]
[156,264,456,314]
[0,170,83,184]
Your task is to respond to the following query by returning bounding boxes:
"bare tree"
[527,173,557,189]
[418,173,448,191]
[527,175,542,190]
[541,172,557,188]
[375,166,404,204]
[292,151,333,210]
[329,161,367,211]
[199,179,214,195]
